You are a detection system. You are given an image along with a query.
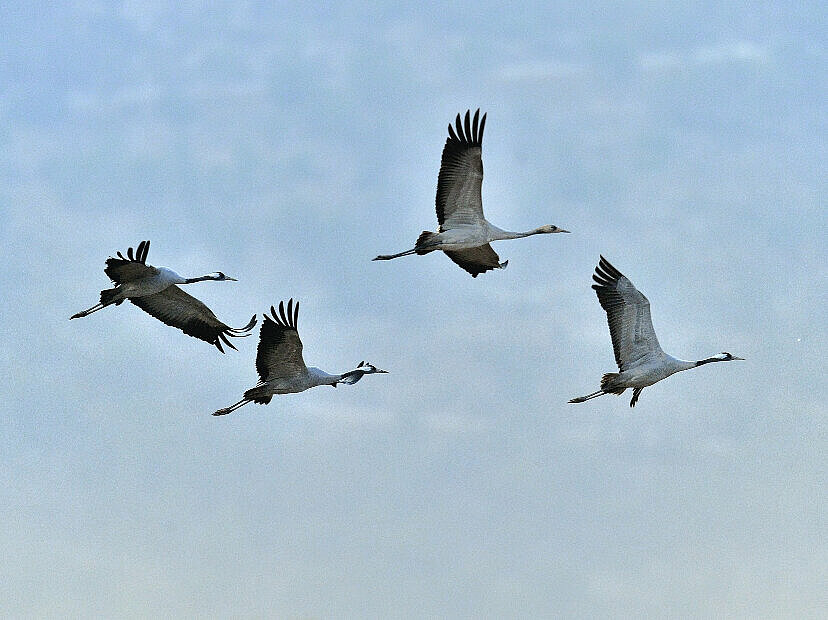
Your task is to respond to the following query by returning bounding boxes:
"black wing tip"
[267,299,299,330]
[219,332,237,351]
[591,255,626,288]
[113,239,150,264]
[210,314,258,353]
[447,108,485,146]
[227,314,257,334]
[596,255,623,279]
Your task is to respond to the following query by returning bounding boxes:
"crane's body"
[93,266,190,302]
[250,367,343,397]
[213,299,386,416]
[604,354,698,389]
[374,109,568,276]
[570,256,742,407]
[71,240,256,352]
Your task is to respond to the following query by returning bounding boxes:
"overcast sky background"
[1,2,825,617]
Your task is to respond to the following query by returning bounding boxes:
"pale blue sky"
[1,2,825,617]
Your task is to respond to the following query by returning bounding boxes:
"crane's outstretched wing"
[104,240,158,283]
[443,244,505,278]
[591,256,663,371]
[129,286,256,353]
[256,299,307,381]
[436,109,487,229]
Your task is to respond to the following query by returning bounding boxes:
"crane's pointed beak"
[557,228,571,233]
[226,276,238,281]
[732,355,745,360]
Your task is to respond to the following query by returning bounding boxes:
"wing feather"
[436,109,486,229]
[255,299,307,382]
[104,240,158,283]
[591,256,663,371]
[129,286,256,352]
[443,244,504,277]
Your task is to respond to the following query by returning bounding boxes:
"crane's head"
[696,351,744,366]
[358,361,388,374]
[208,271,237,281]
[536,224,570,234]
[337,361,389,386]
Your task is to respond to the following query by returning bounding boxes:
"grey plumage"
[570,256,743,407]
[71,240,255,352]
[373,109,569,276]
[213,299,387,416]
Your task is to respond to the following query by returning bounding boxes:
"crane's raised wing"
[256,299,307,382]
[129,285,256,352]
[104,240,158,283]
[436,109,487,230]
[444,244,506,278]
[591,256,663,371]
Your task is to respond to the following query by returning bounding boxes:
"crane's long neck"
[184,275,211,284]
[183,273,223,284]
[695,355,728,367]
[489,228,530,241]
[307,367,340,387]
[488,226,550,241]
[665,353,736,376]
[663,355,700,375]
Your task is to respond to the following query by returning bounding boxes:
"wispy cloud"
[639,41,768,71]
[493,59,586,82]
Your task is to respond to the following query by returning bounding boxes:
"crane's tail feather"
[99,288,124,306]
[600,373,626,395]
[212,398,251,416]
[414,231,438,254]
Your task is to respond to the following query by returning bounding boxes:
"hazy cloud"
[639,41,769,71]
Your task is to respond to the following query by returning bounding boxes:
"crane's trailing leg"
[568,389,605,404]
[70,303,106,319]
[373,248,417,261]
[630,388,643,407]
[570,372,627,404]
[213,399,251,416]
[71,286,125,319]
[374,231,440,261]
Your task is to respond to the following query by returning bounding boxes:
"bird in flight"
[213,299,387,416]
[71,240,255,352]
[373,109,569,277]
[569,256,743,407]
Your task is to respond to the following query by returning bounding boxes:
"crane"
[373,109,569,277]
[569,256,743,407]
[213,299,387,416]
[70,240,255,352]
